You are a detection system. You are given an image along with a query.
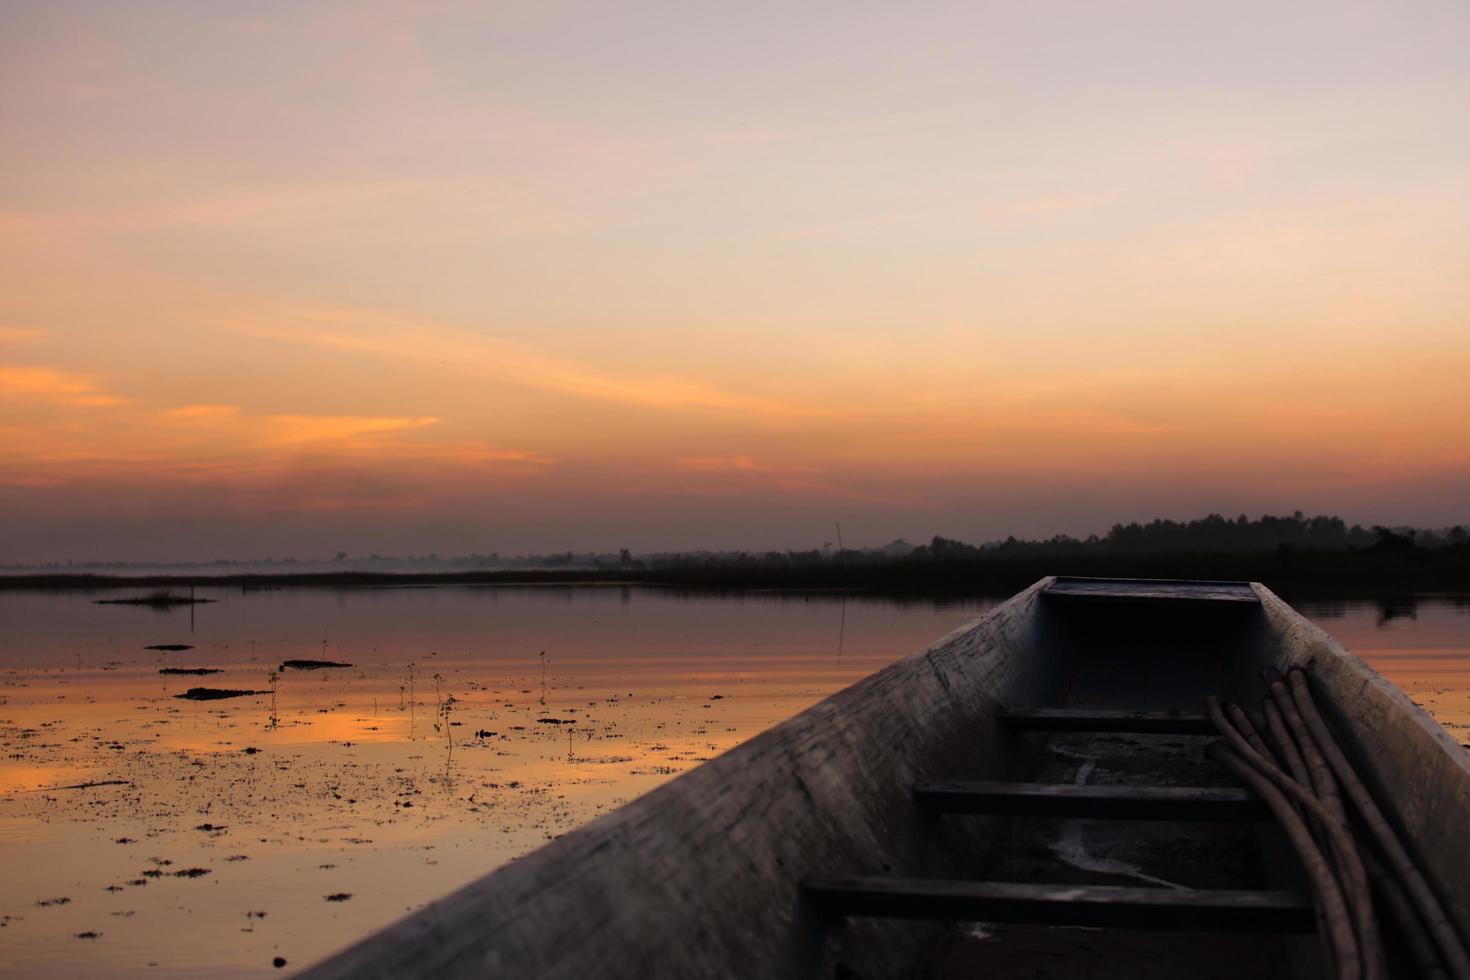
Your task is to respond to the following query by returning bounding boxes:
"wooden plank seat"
[999,707,1215,734]
[914,781,1267,820]
[803,878,1315,932]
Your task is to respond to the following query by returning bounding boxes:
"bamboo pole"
[1208,742,1359,980]
[1207,696,1381,980]
[1365,851,1448,980]
[1288,669,1470,980]
[1264,677,1384,980]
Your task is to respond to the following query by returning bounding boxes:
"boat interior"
[805,578,1445,979]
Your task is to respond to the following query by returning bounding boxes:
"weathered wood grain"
[1044,577,1260,605]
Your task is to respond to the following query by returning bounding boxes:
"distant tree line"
[5,512,1467,595]
[629,512,1470,594]
[640,512,1468,571]
[913,512,1467,560]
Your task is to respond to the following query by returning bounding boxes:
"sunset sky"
[3,1,1468,562]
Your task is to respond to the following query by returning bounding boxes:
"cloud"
[0,376,553,510]
[252,310,815,418]
[263,414,439,446]
[0,365,126,406]
[668,454,841,495]
[163,403,240,418]
[677,455,768,472]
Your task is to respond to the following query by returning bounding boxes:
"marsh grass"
[406,663,416,739]
[441,693,454,786]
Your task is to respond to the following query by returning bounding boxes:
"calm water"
[0,586,1466,977]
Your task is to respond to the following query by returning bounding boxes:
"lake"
[1,585,1466,977]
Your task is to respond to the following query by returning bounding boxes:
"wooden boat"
[304,577,1470,979]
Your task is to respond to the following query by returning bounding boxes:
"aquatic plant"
[267,671,279,729]
[407,662,416,739]
[441,693,455,786]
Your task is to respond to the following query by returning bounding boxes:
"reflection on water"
[1293,594,1470,732]
[0,587,992,978]
[0,586,1465,978]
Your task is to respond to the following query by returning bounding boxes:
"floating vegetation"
[174,688,264,701]
[159,667,223,675]
[278,660,353,671]
[96,592,215,607]
[146,644,195,651]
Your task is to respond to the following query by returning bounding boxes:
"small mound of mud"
[174,688,264,701]
[96,593,215,607]
[159,668,222,675]
[278,660,353,671]
[146,644,195,651]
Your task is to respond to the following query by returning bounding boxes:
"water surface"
[0,586,990,977]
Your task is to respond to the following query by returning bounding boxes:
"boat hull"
[303,578,1470,978]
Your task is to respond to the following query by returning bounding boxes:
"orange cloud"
[253,310,815,418]
[0,373,553,510]
[0,365,126,406]
[163,403,240,419]
[677,455,769,472]
[264,414,440,446]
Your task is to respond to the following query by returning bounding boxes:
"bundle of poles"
[1206,669,1469,980]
